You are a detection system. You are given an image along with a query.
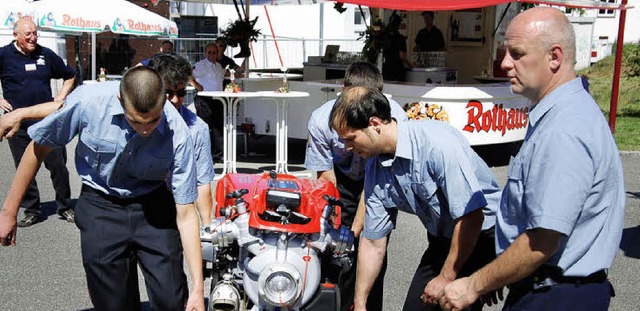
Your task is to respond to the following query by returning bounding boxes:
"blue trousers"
[75,185,188,311]
[504,279,613,311]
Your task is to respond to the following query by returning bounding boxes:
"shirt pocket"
[502,157,524,220]
[412,180,445,230]
[380,183,402,208]
[78,130,117,177]
[130,154,172,181]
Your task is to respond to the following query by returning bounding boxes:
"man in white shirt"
[193,43,226,162]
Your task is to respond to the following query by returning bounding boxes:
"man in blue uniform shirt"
[441,7,625,311]
[0,67,205,311]
[330,86,501,311]
[0,18,75,227]
[147,53,215,225]
[305,61,408,311]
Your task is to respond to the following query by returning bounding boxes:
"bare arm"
[424,209,484,304]
[442,228,562,310]
[0,142,52,246]
[352,191,366,237]
[53,76,75,102]
[176,202,205,311]
[354,236,388,311]
[195,183,213,226]
[0,101,64,141]
[400,50,414,68]
[316,169,337,186]
[190,77,203,92]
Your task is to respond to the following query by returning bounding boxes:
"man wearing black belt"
[441,7,624,311]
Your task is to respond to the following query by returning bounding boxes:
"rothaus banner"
[385,83,531,146]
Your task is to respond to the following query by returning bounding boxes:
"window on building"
[598,0,617,17]
[354,8,370,26]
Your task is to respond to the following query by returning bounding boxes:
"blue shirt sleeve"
[193,119,215,185]
[522,131,592,235]
[428,141,488,221]
[304,105,335,172]
[27,96,84,147]
[362,158,397,240]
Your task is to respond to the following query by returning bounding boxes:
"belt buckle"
[532,276,557,291]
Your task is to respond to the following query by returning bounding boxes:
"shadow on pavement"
[473,141,522,167]
[620,225,640,259]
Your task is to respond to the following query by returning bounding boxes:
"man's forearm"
[469,228,562,295]
[54,77,75,102]
[316,169,337,186]
[2,142,51,216]
[16,101,63,121]
[441,209,484,280]
[176,203,205,292]
[195,184,213,226]
[355,236,387,309]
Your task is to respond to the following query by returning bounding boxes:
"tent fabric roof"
[334,0,512,11]
[331,0,629,11]
[177,0,628,10]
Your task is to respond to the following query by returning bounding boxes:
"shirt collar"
[106,96,167,136]
[394,121,412,160]
[380,121,411,167]
[528,77,583,128]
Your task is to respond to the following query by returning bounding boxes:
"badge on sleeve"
[25,63,36,71]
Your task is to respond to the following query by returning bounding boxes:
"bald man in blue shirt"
[441,7,624,311]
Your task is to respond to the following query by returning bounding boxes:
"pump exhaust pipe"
[209,281,240,311]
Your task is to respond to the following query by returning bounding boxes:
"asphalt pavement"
[0,138,638,311]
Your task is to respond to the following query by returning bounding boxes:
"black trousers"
[194,95,223,161]
[75,185,188,311]
[321,166,386,311]
[403,228,496,311]
[7,128,71,216]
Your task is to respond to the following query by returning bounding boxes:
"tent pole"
[91,33,96,81]
[245,0,250,76]
[75,36,83,84]
[608,0,627,134]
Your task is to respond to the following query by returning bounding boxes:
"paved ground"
[0,137,638,310]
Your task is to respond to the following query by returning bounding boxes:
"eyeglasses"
[166,88,187,98]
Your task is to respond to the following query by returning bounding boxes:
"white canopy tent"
[3,0,179,80]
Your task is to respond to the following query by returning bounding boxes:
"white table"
[257,91,310,174]
[197,91,260,176]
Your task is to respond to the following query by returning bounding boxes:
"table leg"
[275,99,289,174]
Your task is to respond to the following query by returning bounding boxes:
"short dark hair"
[329,86,392,133]
[147,54,192,88]
[421,11,434,18]
[344,62,384,91]
[388,13,402,29]
[119,66,165,113]
[161,40,173,47]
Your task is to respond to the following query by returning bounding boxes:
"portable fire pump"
[200,171,355,311]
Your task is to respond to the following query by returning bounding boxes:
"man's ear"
[549,44,563,71]
[369,116,382,132]
[117,95,126,109]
